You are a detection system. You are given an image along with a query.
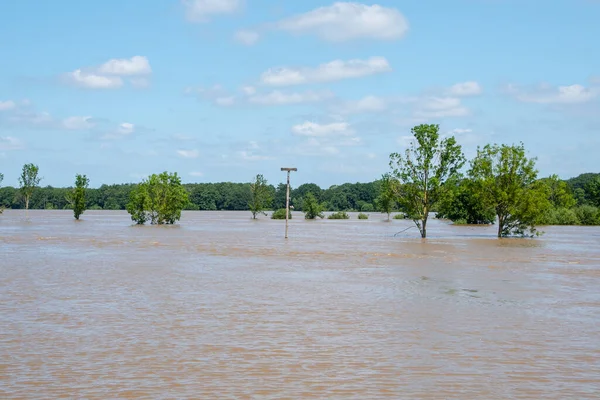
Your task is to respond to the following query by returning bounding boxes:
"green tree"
[19,163,41,213]
[0,172,4,214]
[126,172,189,225]
[249,174,272,219]
[389,124,465,238]
[540,174,576,209]
[72,174,89,220]
[375,173,398,221]
[584,176,600,207]
[302,192,325,219]
[469,143,551,237]
[436,178,496,224]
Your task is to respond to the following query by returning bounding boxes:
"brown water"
[1,210,600,399]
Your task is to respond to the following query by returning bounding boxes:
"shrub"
[574,205,600,226]
[328,211,349,220]
[540,207,580,225]
[303,192,325,219]
[393,213,405,220]
[271,208,291,219]
[358,213,369,220]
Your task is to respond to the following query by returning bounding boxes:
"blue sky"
[0,0,598,188]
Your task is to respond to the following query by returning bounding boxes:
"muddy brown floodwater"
[1,210,600,399]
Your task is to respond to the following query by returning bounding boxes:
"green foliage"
[358,212,369,220]
[469,143,551,237]
[585,176,600,207]
[436,178,495,224]
[271,208,291,219]
[574,205,600,226]
[249,174,272,219]
[302,192,325,219]
[358,201,374,212]
[389,124,465,238]
[70,174,90,220]
[393,213,405,219]
[126,172,189,225]
[0,172,3,214]
[567,173,600,205]
[540,207,580,225]
[539,174,577,209]
[19,163,41,211]
[328,211,350,219]
[375,173,398,220]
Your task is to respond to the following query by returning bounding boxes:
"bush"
[358,213,369,220]
[574,205,600,226]
[540,207,580,225]
[359,202,374,212]
[303,192,325,219]
[328,211,349,220]
[393,213,405,220]
[271,208,291,219]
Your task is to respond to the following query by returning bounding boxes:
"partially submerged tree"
[375,173,398,221]
[126,171,189,225]
[469,143,550,237]
[0,172,4,214]
[436,178,496,225]
[302,192,325,219]
[19,163,41,213]
[389,124,465,238]
[249,174,272,219]
[72,174,90,220]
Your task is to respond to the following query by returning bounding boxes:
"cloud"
[240,2,408,44]
[101,122,136,140]
[331,95,388,115]
[248,90,333,105]
[506,83,598,104]
[183,0,242,22]
[189,171,204,177]
[448,128,473,135]
[62,116,94,130]
[64,56,151,89]
[237,150,273,161]
[65,70,123,89]
[292,121,353,137]
[413,97,470,118]
[0,136,24,151]
[447,81,482,96]
[234,29,259,45]
[97,56,151,75]
[177,149,200,158]
[260,57,391,86]
[0,100,16,111]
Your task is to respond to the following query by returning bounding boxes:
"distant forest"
[1,172,599,214]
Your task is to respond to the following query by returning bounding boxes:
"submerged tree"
[249,174,272,219]
[469,143,550,237]
[126,171,189,225]
[0,172,4,214]
[302,192,325,219]
[375,173,398,221]
[389,124,465,238]
[71,174,90,220]
[436,178,496,224]
[19,163,41,213]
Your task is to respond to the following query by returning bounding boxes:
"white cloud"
[447,81,482,96]
[177,149,200,158]
[332,95,388,115]
[248,90,333,105]
[448,128,472,135]
[507,83,598,104]
[189,171,204,177]
[237,150,273,161]
[66,69,123,89]
[260,57,391,86]
[97,56,151,75]
[0,136,24,151]
[0,100,16,111]
[234,29,259,45]
[256,2,408,43]
[118,123,135,135]
[62,116,94,130]
[183,0,242,22]
[591,76,600,84]
[241,86,256,95]
[414,97,470,118]
[292,121,353,137]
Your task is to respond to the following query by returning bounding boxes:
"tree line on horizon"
[1,124,599,236]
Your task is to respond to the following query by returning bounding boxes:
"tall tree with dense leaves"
[389,124,465,238]
[249,174,272,219]
[126,172,189,225]
[72,174,90,220]
[375,173,398,221]
[469,143,550,237]
[19,163,41,213]
[540,174,576,209]
[585,176,600,207]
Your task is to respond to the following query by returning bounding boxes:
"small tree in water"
[126,171,189,225]
[375,173,398,221]
[249,174,272,219]
[72,174,89,220]
[0,172,4,214]
[302,192,325,219]
[19,163,41,214]
[469,143,550,237]
[389,124,465,238]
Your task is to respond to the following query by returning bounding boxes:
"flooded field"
[1,210,600,398]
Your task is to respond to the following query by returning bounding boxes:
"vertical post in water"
[281,167,297,239]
